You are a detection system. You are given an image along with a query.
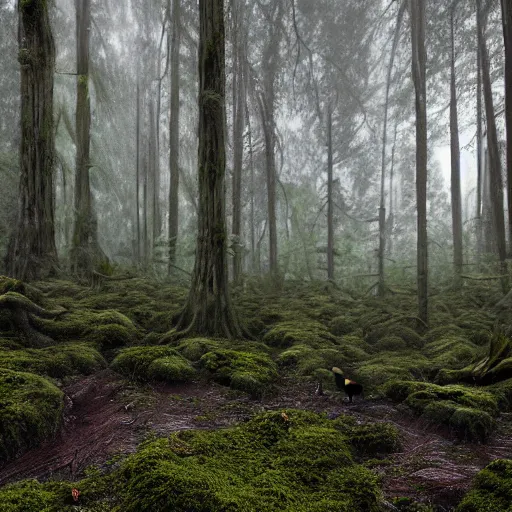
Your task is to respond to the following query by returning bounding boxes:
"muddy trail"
[1,370,511,510]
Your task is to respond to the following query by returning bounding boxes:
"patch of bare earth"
[1,372,511,510]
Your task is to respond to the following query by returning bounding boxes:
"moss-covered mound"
[456,459,512,511]
[200,349,278,398]
[385,380,498,442]
[356,351,431,390]
[111,346,196,383]
[117,410,383,512]
[263,319,337,348]
[0,410,389,511]
[425,336,481,371]
[365,323,423,349]
[33,309,139,348]
[0,369,63,462]
[0,343,106,378]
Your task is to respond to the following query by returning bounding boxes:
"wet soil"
[1,370,511,510]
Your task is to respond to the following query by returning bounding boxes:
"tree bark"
[175,0,242,338]
[501,0,512,254]
[476,38,483,264]
[326,104,334,281]
[231,0,246,284]
[8,0,58,281]
[168,0,181,272]
[410,0,428,326]
[378,0,405,296]
[477,0,509,293]
[450,7,463,287]
[135,80,141,264]
[71,0,107,276]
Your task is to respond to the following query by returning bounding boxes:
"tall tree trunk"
[450,7,463,286]
[71,0,106,276]
[168,0,181,272]
[257,93,278,277]
[477,0,509,293]
[247,100,256,273]
[8,0,58,280]
[378,0,406,296]
[502,0,512,254]
[135,80,141,264]
[410,0,428,326]
[231,0,246,284]
[388,120,398,256]
[476,40,483,264]
[175,0,242,338]
[326,103,334,281]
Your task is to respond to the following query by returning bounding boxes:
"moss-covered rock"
[385,380,498,442]
[88,323,137,349]
[0,343,106,378]
[200,349,278,398]
[365,324,423,349]
[456,459,512,511]
[0,369,63,462]
[111,346,196,383]
[263,319,337,348]
[276,344,347,376]
[373,335,407,352]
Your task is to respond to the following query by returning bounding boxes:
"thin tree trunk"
[450,7,463,286]
[135,80,141,264]
[410,0,428,326]
[257,93,278,277]
[476,39,483,264]
[247,100,256,273]
[168,0,181,272]
[231,0,246,284]
[175,0,242,338]
[326,103,334,281]
[477,0,509,293]
[388,120,398,256]
[502,0,512,255]
[378,0,405,296]
[8,0,58,280]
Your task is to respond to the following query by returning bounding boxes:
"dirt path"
[1,371,511,510]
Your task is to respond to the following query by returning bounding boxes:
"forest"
[0,0,512,510]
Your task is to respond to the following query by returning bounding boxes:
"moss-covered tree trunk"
[175,0,242,338]
[168,0,181,272]
[7,0,58,281]
[71,0,106,277]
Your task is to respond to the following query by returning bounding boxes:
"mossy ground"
[1,277,511,510]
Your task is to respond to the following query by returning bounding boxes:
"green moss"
[33,308,139,345]
[329,315,357,336]
[385,380,498,442]
[456,459,512,511]
[356,351,430,390]
[277,344,346,376]
[365,324,423,349]
[263,319,337,348]
[373,335,407,352]
[88,323,137,349]
[0,343,106,378]
[0,275,25,295]
[0,369,63,462]
[112,346,195,383]
[176,337,221,361]
[200,349,277,398]
[423,324,465,343]
[334,419,402,457]
[425,336,481,370]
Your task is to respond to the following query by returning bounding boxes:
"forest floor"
[1,368,511,510]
